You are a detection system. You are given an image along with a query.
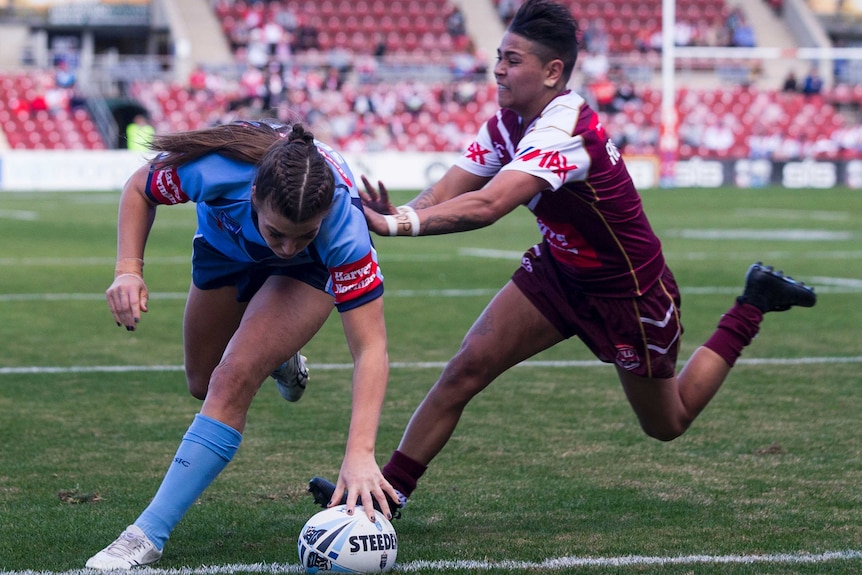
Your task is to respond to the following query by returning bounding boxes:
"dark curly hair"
[508,0,580,83]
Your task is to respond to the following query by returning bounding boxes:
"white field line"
[1,356,861,376]
[3,246,862,268]
[1,550,861,575]
[0,273,861,304]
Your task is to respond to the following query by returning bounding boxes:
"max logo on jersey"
[517,147,578,182]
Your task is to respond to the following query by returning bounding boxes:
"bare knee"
[185,369,210,400]
[433,352,494,406]
[639,418,691,442]
[185,357,259,403]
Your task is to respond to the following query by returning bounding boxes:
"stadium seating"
[0,73,105,150]
[2,0,859,160]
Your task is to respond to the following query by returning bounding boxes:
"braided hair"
[149,120,334,223]
[253,124,335,223]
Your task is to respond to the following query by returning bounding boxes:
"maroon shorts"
[512,242,682,379]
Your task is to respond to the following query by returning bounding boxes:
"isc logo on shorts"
[615,344,640,371]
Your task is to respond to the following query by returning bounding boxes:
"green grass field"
[0,186,860,574]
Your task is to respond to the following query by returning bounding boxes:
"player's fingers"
[360,175,378,201]
[139,286,149,313]
[377,181,391,204]
[343,491,360,516]
[330,483,347,509]
[106,288,133,329]
[107,277,145,330]
[355,490,376,522]
[370,489,393,521]
[121,285,143,330]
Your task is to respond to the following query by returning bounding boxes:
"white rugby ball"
[298,505,397,573]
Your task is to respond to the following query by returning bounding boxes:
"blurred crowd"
[2,0,860,160]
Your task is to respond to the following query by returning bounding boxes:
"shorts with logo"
[511,241,682,379]
[192,236,329,303]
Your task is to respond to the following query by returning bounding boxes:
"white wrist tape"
[384,214,398,236]
[403,207,420,236]
[385,206,421,236]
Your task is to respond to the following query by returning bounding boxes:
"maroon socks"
[703,302,763,366]
[382,449,427,498]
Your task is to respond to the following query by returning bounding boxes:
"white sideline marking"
[1,274,861,303]
[2,356,861,376]
[1,550,860,575]
[0,209,39,221]
[665,229,855,241]
[737,208,850,221]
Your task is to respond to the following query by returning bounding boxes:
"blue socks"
[134,413,242,550]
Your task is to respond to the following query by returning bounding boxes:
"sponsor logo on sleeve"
[330,252,382,303]
[151,167,189,205]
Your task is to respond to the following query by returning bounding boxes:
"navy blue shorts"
[512,241,682,379]
[192,236,330,303]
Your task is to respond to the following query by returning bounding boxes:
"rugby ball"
[298,505,397,573]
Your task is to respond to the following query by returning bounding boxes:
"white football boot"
[85,525,162,569]
[272,351,309,402]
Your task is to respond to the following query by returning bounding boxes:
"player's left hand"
[106,273,149,331]
[333,453,400,522]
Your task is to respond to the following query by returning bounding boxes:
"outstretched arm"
[105,164,159,330]
[362,166,548,237]
[334,297,400,521]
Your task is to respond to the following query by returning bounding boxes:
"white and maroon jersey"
[454,90,665,298]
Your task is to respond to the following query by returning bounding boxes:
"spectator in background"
[621,116,659,154]
[746,123,781,159]
[29,91,49,115]
[612,80,641,113]
[773,129,803,160]
[54,59,76,89]
[579,50,609,81]
[583,19,610,54]
[781,70,798,92]
[126,114,154,151]
[445,3,467,39]
[674,20,694,47]
[498,0,521,25]
[189,65,210,95]
[373,33,388,61]
[701,116,735,153]
[802,66,824,96]
[588,73,616,113]
[731,19,756,48]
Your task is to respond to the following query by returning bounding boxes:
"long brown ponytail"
[149,120,287,169]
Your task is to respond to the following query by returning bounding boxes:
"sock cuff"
[703,302,763,366]
[182,413,242,462]
[382,449,427,497]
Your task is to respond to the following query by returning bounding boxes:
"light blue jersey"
[144,144,383,310]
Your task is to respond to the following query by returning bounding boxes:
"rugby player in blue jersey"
[87,121,400,569]
[308,0,816,518]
